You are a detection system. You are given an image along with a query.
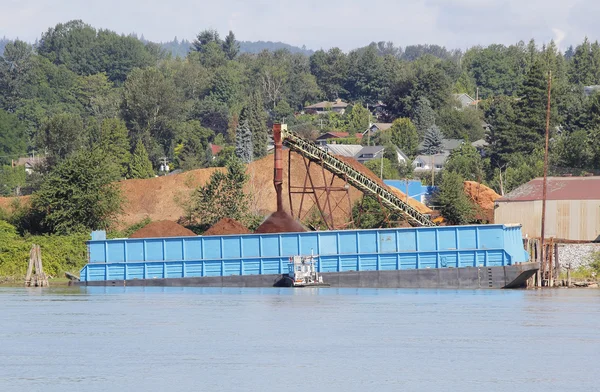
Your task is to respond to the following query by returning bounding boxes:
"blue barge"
[77,224,538,289]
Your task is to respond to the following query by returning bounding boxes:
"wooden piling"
[25,244,48,287]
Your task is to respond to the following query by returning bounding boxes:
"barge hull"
[76,262,538,289]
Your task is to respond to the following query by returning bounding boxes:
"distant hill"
[156,38,313,58]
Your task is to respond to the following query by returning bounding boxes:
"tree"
[222,31,240,60]
[99,118,130,177]
[310,48,348,100]
[0,110,27,165]
[444,143,484,181]
[411,97,436,137]
[121,67,181,154]
[128,140,154,179]
[435,171,475,225]
[484,96,518,167]
[246,92,268,159]
[192,29,221,53]
[345,103,370,135]
[192,98,230,135]
[36,113,84,162]
[235,115,253,164]
[185,158,250,228]
[0,165,26,196]
[514,60,553,155]
[422,125,444,155]
[389,118,419,159]
[351,196,404,229]
[30,149,122,234]
[365,157,399,180]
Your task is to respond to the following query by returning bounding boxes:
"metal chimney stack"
[272,123,286,212]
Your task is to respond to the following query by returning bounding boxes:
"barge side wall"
[81,225,528,282]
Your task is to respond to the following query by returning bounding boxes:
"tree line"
[2,19,600,233]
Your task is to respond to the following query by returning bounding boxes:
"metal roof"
[322,144,364,157]
[497,176,600,202]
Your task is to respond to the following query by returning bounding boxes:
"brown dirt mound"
[203,218,251,236]
[129,220,196,238]
[254,211,307,234]
[0,195,31,213]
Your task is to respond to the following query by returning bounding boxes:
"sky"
[1,0,599,52]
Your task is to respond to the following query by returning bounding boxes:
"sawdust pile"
[463,181,501,223]
[203,218,251,236]
[129,220,196,238]
[254,211,306,234]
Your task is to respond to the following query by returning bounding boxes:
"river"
[0,287,598,392]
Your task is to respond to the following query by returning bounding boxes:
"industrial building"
[494,176,600,241]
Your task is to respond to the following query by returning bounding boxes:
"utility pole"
[430,154,435,186]
[540,71,552,287]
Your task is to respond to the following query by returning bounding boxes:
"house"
[304,99,349,114]
[315,132,362,146]
[453,93,479,109]
[354,145,409,165]
[494,176,600,241]
[362,122,392,138]
[322,144,409,165]
[14,156,44,175]
[412,152,450,173]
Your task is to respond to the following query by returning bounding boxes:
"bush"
[0,220,87,281]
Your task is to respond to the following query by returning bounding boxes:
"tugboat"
[285,254,329,287]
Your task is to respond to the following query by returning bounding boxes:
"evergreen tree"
[192,29,221,52]
[514,59,551,156]
[222,31,240,60]
[485,96,518,167]
[422,125,444,155]
[246,92,268,159]
[435,171,475,225]
[411,97,436,137]
[235,113,253,164]
[178,137,207,171]
[99,118,130,178]
[128,140,154,179]
[569,38,595,85]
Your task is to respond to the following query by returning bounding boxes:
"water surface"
[1,287,598,392]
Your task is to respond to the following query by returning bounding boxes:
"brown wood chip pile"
[463,181,501,210]
[203,218,251,236]
[254,211,306,234]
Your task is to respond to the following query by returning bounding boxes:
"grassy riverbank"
[0,221,87,282]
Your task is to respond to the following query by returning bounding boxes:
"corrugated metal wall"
[495,200,600,241]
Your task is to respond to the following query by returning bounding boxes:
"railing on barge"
[79,225,529,282]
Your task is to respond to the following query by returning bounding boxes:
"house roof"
[316,132,363,140]
[414,152,450,166]
[305,99,349,110]
[15,157,44,167]
[323,144,364,157]
[471,139,489,148]
[210,144,222,155]
[497,176,600,202]
[354,146,409,162]
[371,123,392,131]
